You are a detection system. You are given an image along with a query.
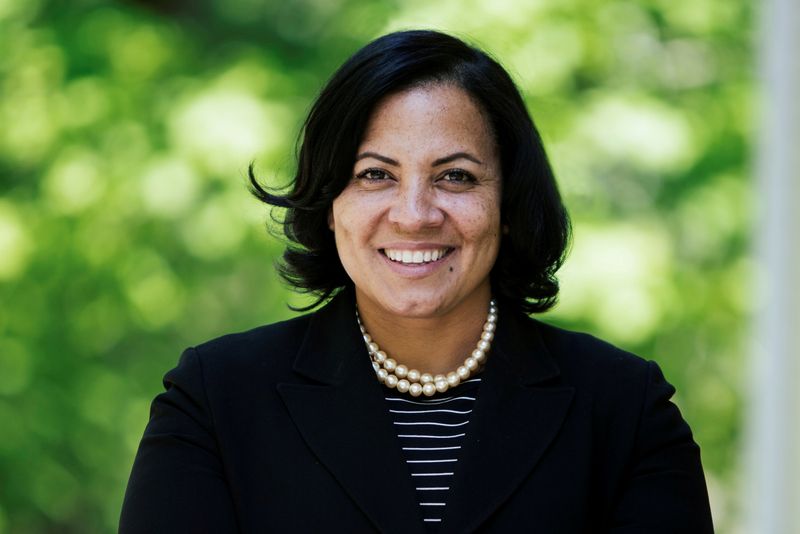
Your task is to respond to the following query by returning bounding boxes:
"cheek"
[330,193,376,246]
[458,197,501,246]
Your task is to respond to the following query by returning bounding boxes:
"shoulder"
[523,316,670,413]
[183,312,315,382]
[534,318,651,381]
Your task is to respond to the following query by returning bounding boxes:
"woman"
[120,30,714,533]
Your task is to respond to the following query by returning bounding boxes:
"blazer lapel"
[439,307,575,534]
[277,291,425,534]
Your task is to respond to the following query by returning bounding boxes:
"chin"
[359,288,448,319]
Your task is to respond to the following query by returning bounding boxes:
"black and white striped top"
[383,377,481,532]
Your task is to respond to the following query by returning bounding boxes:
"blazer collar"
[290,288,365,386]
[290,289,563,386]
[279,289,426,534]
[438,302,574,533]
[280,290,574,533]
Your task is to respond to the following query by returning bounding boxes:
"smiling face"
[329,84,502,321]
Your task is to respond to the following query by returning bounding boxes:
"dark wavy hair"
[249,29,571,314]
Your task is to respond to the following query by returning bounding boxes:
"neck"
[354,289,492,376]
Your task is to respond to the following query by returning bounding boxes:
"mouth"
[380,247,454,265]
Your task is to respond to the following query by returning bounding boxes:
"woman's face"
[330,84,502,320]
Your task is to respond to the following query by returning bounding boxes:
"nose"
[387,180,445,231]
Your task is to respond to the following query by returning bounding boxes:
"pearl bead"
[435,377,449,393]
[357,299,497,394]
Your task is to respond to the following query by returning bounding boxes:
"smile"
[381,247,453,264]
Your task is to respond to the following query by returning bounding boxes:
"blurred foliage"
[0,0,752,531]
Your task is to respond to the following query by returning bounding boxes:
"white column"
[748,0,800,531]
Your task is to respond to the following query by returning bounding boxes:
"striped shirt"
[384,377,481,532]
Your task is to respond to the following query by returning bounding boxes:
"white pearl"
[447,372,460,387]
[357,302,497,392]
[435,377,449,393]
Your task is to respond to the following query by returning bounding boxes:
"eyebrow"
[432,152,483,166]
[355,152,399,165]
[355,151,484,166]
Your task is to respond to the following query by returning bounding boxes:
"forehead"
[358,84,497,158]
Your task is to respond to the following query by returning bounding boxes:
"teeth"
[384,248,450,264]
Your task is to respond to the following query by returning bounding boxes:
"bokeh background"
[0,0,753,531]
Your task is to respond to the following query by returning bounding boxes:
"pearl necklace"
[356,300,497,397]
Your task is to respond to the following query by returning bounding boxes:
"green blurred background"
[0,0,752,531]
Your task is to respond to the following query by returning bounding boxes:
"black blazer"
[120,291,714,533]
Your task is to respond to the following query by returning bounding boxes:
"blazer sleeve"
[609,361,715,533]
[119,347,238,534]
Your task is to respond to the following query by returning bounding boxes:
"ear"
[502,224,510,235]
[328,209,335,231]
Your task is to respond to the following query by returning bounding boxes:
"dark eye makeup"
[355,167,478,185]
[355,168,391,181]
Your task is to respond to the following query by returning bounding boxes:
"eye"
[356,168,391,181]
[440,169,477,184]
